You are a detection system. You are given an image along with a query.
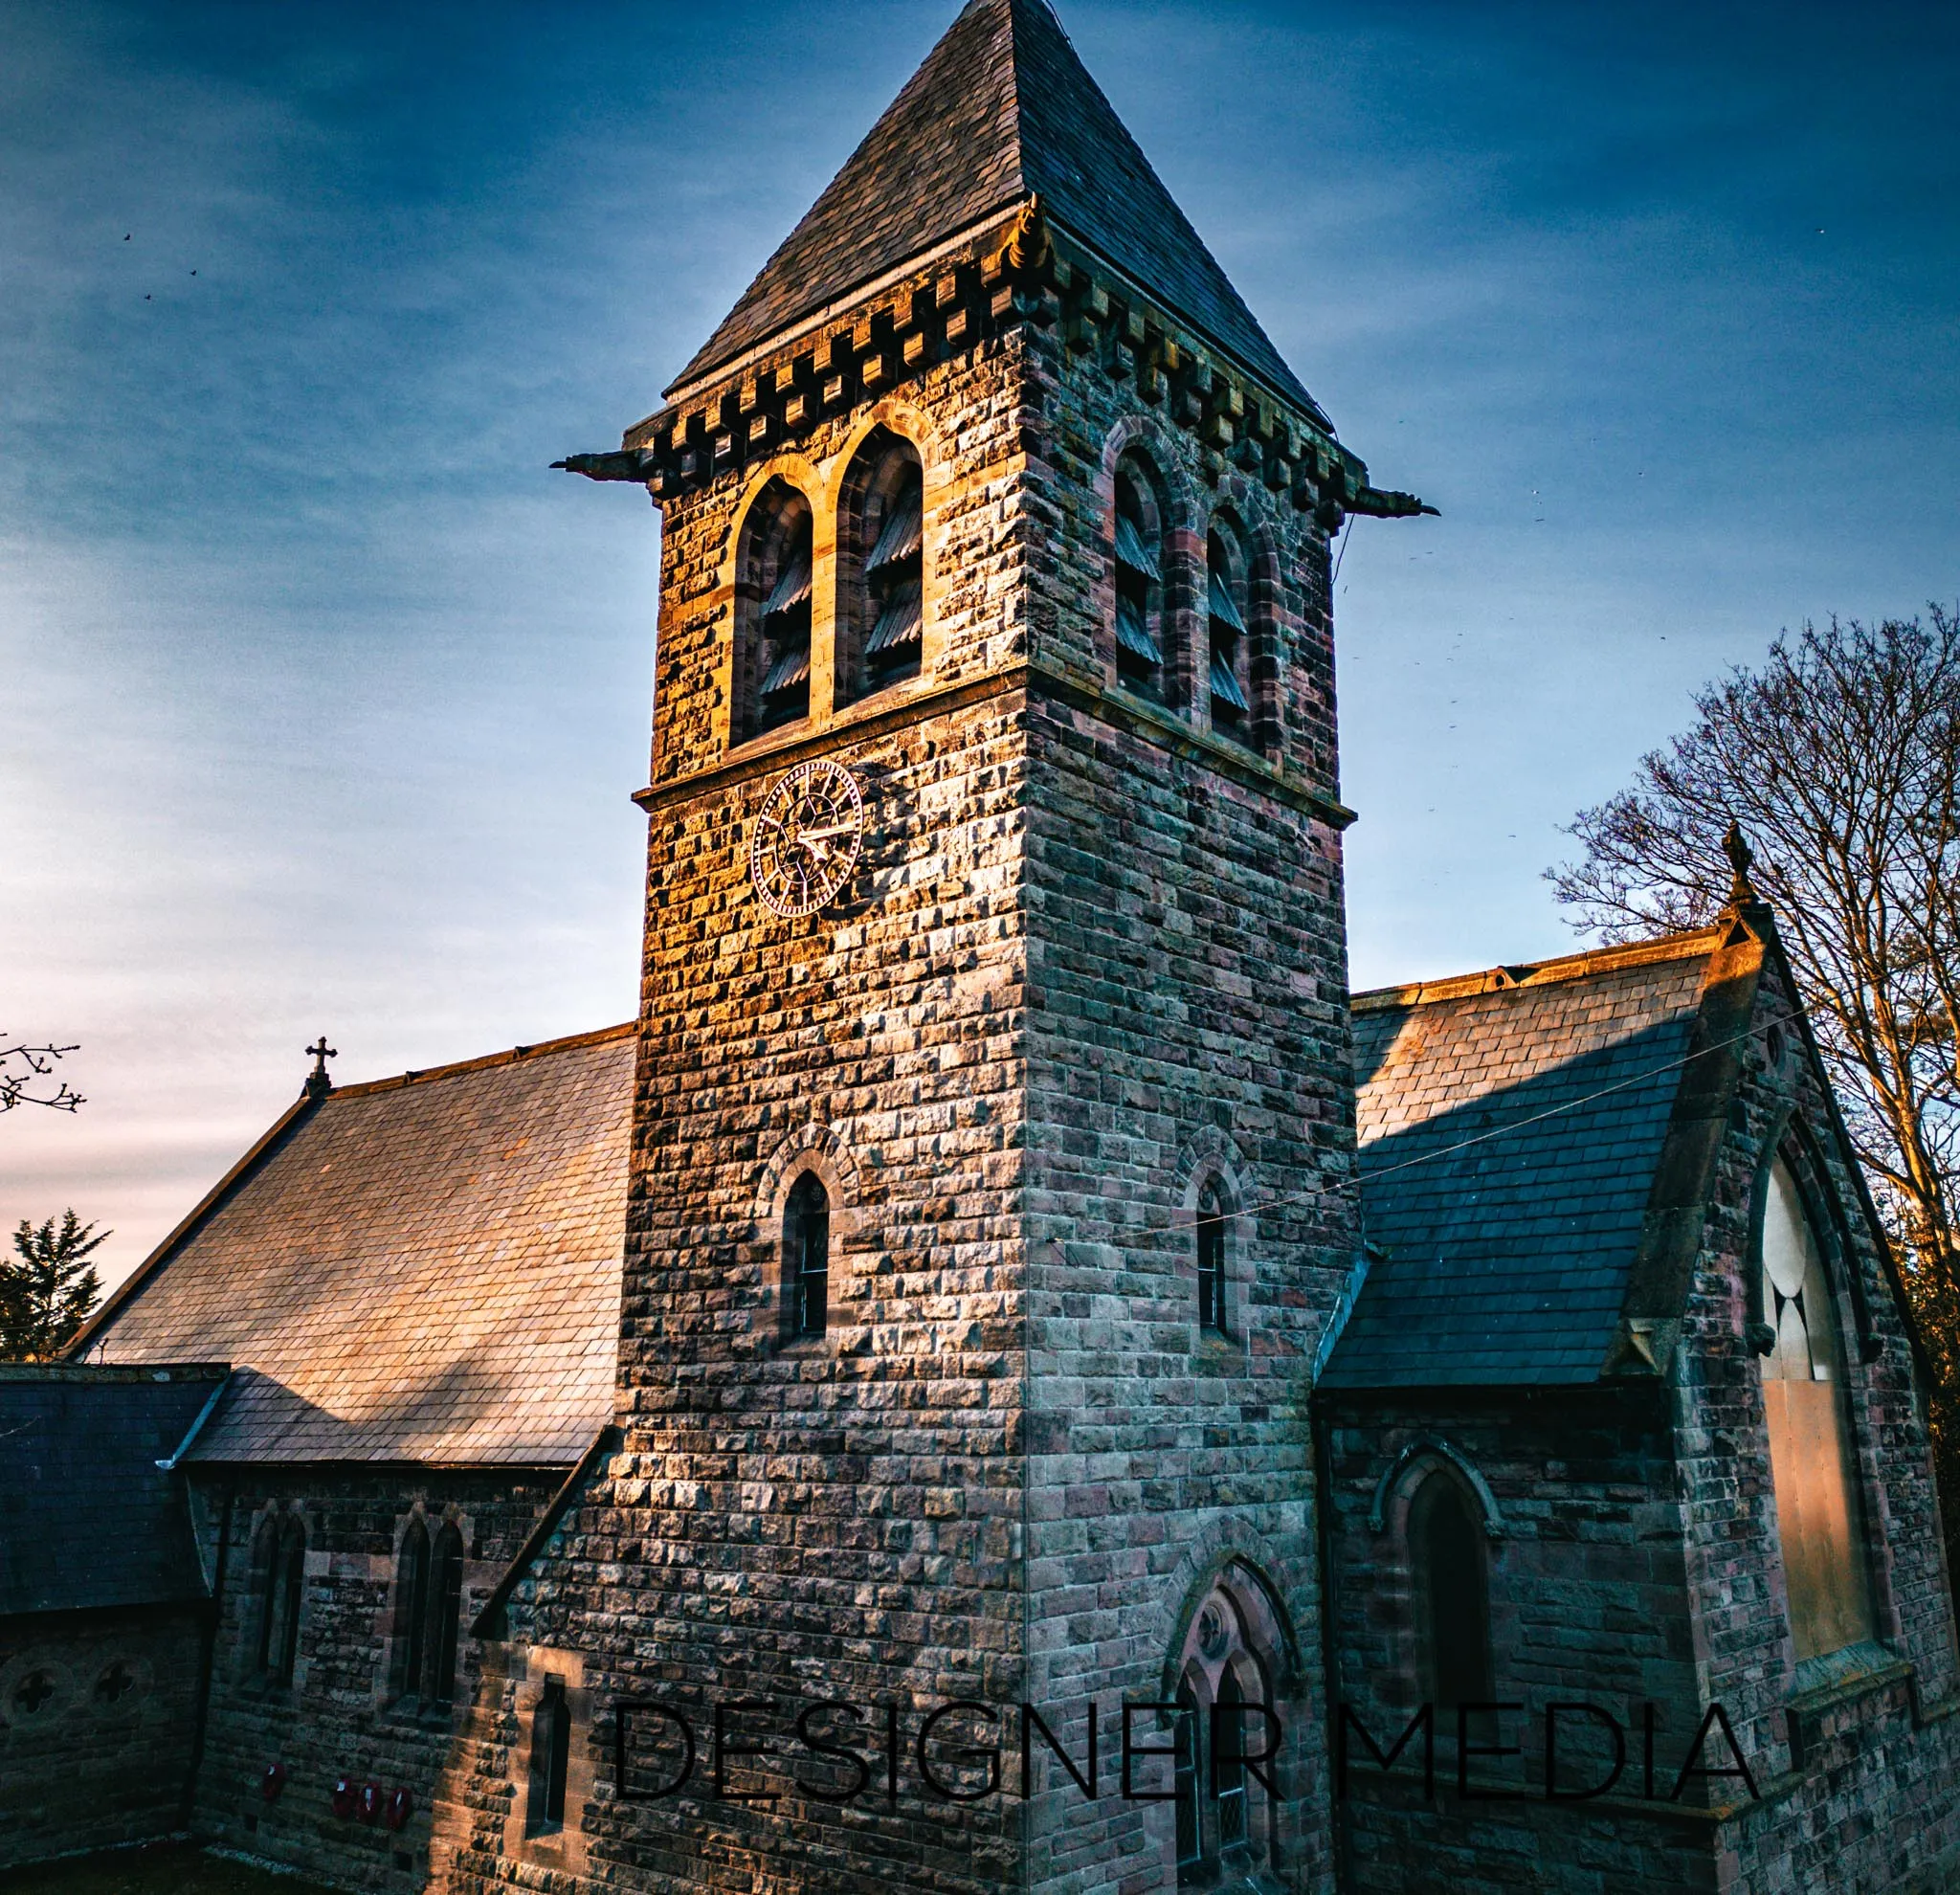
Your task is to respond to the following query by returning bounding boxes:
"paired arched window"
[1759,1157,1875,1658]
[1195,1182,1227,1337]
[390,1517,466,1707]
[735,480,813,738]
[786,1171,831,1339]
[1171,1567,1284,1886]
[254,1513,306,1685]
[1409,1469,1494,1710]
[1112,457,1167,699]
[840,429,924,702]
[1206,522,1252,741]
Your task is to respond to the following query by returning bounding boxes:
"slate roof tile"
[1322,936,1721,1392]
[671,0,1320,415]
[0,1365,223,1616]
[86,1028,635,1465]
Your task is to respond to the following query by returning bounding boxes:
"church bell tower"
[498,4,1428,1890]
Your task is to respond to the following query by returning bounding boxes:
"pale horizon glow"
[6,0,1955,1292]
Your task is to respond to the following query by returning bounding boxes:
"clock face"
[749,759,865,919]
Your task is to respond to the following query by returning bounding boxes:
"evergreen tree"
[2,1211,108,1360]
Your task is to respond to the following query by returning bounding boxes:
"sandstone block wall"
[184,1469,561,1893]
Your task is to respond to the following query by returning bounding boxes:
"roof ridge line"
[1353,925,1731,1013]
[331,1021,636,1099]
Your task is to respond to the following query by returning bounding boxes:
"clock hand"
[796,823,857,841]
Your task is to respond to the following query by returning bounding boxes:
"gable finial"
[304,1036,338,1101]
[1723,819,1758,904]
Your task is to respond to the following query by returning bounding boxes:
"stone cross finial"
[304,1036,338,1100]
[1723,820,1758,903]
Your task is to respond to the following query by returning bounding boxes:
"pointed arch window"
[525,1678,572,1837]
[1171,1570,1284,1887]
[1196,1182,1227,1337]
[1206,524,1251,741]
[1113,457,1166,699]
[390,1519,431,1702]
[1409,1469,1493,1710]
[256,1514,306,1685]
[426,1524,465,1704]
[786,1172,831,1339]
[841,430,924,702]
[736,481,814,739]
[1760,1158,1876,1658]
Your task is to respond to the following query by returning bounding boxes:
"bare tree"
[1549,610,1960,1373]
[1,1037,83,1114]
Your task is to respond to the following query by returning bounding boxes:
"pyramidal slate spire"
[670,0,1317,413]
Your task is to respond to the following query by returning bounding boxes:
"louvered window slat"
[760,637,812,695]
[1207,570,1245,633]
[1114,511,1157,578]
[866,494,923,573]
[865,579,923,655]
[1116,595,1162,663]
[764,552,812,618]
[1209,650,1249,710]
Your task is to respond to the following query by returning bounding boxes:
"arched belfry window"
[786,1171,831,1339]
[1760,1157,1876,1658]
[256,1513,306,1685]
[1206,523,1251,741]
[1112,456,1166,698]
[1409,1469,1494,1711]
[736,480,813,739]
[840,430,924,702]
[1195,1182,1227,1336]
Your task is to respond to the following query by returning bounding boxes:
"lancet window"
[1408,1468,1494,1711]
[1196,1181,1227,1336]
[841,430,924,701]
[1759,1156,1876,1659]
[255,1513,306,1685]
[1113,457,1166,698]
[525,1678,572,1836]
[786,1171,831,1339]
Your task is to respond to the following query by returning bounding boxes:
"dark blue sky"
[8,0,1956,1284]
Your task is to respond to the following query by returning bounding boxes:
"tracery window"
[1205,523,1252,742]
[525,1677,571,1837]
[1195,1181,1227,1337]
[1171,1565,1284,1887]
[786,1171,831,1339]
[735,480,813,739]
[840,430,924,701]
[1759,1157,1876,1658]
[1408,1468,1494,1711]
[256,1513,306,1685]
[1112,456,1166,698]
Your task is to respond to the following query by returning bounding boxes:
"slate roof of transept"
[0,1364,222,1616]
[670,0,1321,417]
[1322,931,1733,1391]
[76,1026,635,1465]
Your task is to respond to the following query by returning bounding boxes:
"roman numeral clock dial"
[749,759,866,919]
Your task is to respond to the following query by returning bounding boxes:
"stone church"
[6,2,1960,1890]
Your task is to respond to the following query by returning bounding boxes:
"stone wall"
[1320,942,1960,1893]
[0,1605,208,1868]
[448,195,1361,1895]
[183,1467,563,1893]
